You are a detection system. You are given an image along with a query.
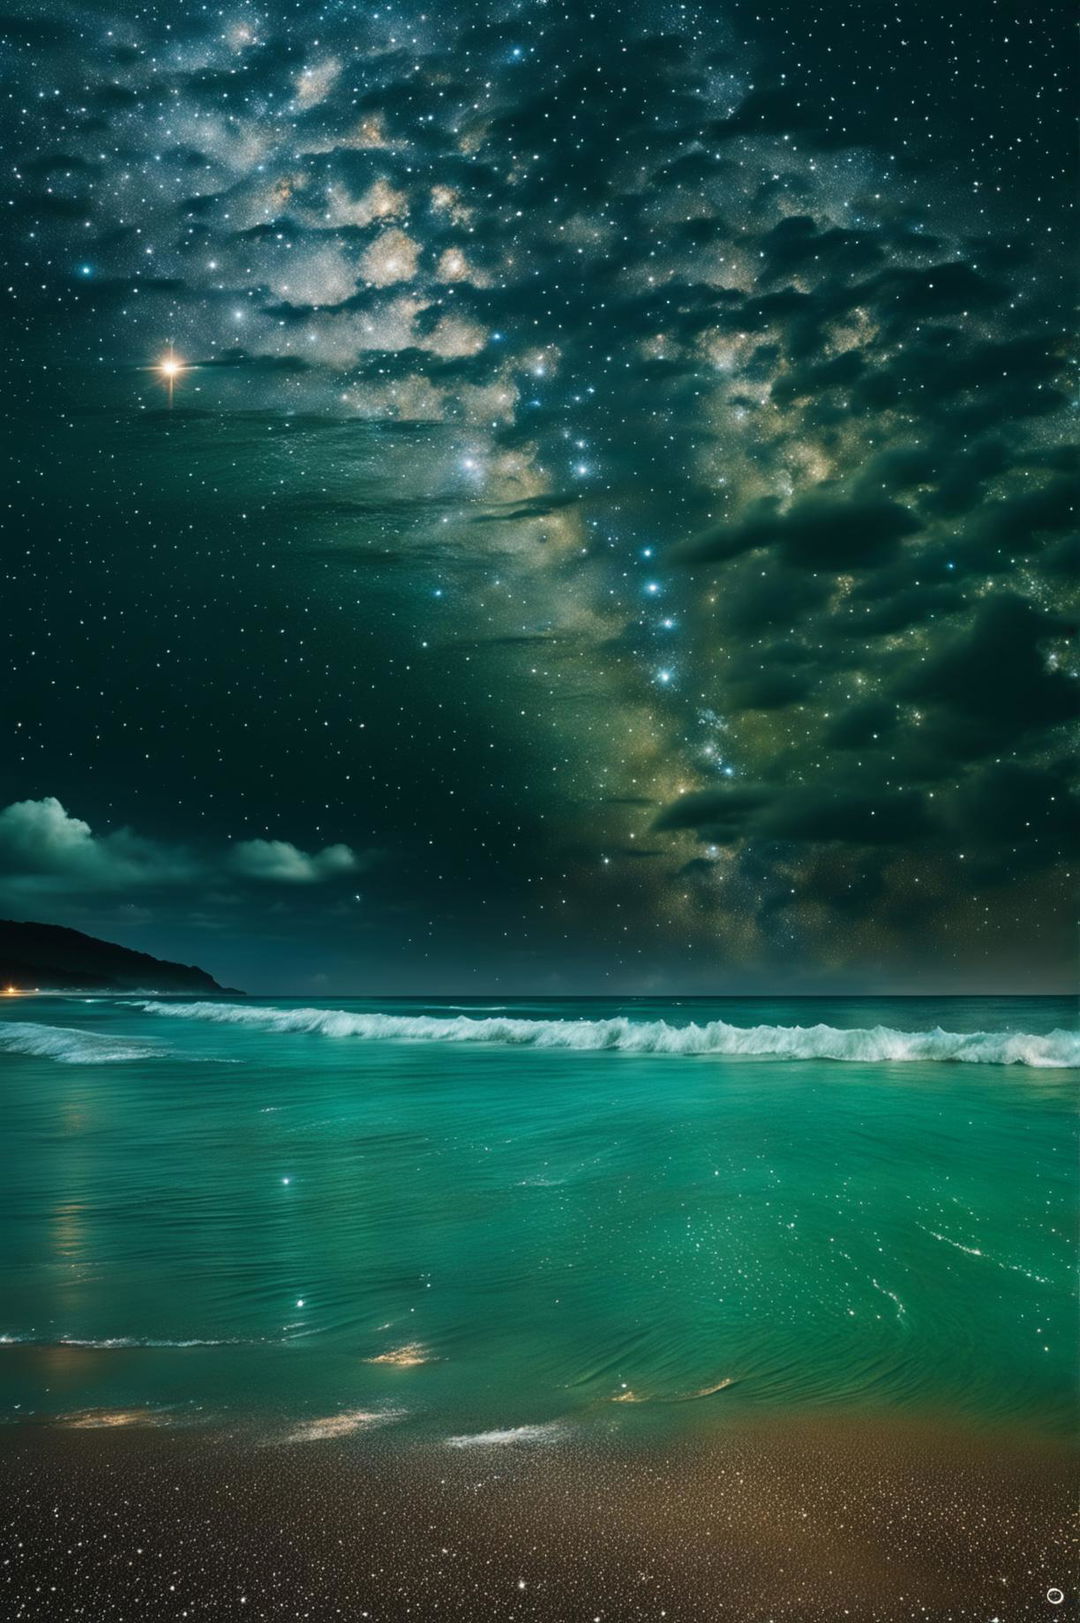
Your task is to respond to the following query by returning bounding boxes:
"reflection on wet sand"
[280,1408,405,1444]
[59,1407,168,1429]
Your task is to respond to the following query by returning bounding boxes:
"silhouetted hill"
[0,920,239,994]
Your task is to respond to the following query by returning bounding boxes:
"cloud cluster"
[230,839,359,884]
[0,799,365,897]
[0,798,195,892]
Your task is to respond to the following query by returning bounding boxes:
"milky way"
[0,0,1074,990]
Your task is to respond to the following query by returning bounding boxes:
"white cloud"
[229,839,361,884]
[0,797,194,892]
[0,798,366,896]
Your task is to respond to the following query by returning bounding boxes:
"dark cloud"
[759,216,884,283]
[678,492,920,571]
[656,783,932,848]
[824,700,898,750]
[948,474,1080,571]
[945,762,1078,864]
[715,566,832,635]
[655,787,769,844]
[901,594,1075,757]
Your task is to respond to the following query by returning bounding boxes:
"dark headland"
[0,919,240,995]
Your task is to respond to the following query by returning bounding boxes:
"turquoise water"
[0,995,1075,1444]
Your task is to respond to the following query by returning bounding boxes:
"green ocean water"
[0,994,1075,1446]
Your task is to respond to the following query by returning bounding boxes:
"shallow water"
[0,993,1075,1444]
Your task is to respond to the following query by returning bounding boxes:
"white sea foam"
[0,1022,159,1064]
[445,1422,569,1448]
[137,1001,1080,1069]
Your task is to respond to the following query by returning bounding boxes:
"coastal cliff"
[0,919,238,994]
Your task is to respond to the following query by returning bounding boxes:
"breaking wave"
[0,1022,160,1065]
[137,1001,1080,1068]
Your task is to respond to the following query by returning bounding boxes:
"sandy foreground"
[1,1411,1075,1620]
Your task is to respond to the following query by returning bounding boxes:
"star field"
[0,0,1074,991]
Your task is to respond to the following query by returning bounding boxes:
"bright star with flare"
[155,348,187,405]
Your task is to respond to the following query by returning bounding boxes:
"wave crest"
[137,1001,1080,1068]
[0,1022,159,1065]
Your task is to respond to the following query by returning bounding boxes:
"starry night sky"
[0,0,1075,993]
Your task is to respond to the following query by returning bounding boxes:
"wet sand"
[1,1412,1075,1620]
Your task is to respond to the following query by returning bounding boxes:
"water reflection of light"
[50,1200,89,1264]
